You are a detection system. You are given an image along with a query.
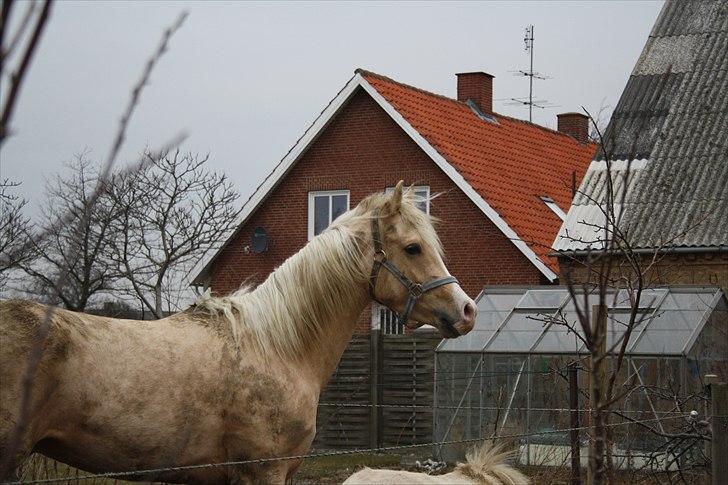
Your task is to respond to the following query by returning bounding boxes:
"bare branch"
[0,0,52,146]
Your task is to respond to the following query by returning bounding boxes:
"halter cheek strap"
[369,209,459,329]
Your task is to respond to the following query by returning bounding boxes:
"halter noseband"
[369,209,460,329]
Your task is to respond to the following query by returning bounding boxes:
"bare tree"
[547,86,712,482]
[0,178,33,286]
[108,149,241,318]
[0,8,189,478]
[18,155,120,311]
[587,99,611,144]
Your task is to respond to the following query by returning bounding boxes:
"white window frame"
[385,185,430,214]
[308,190,350,240]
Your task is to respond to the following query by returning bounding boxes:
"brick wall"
[209,89,544,334]
[559,251,728,296]
[556,113,589,145]
[456,72,493,114]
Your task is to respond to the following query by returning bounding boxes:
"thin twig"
[0,0,52,146]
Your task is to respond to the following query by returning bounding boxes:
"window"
[371,302,405,334]
[539,195,567,221]
[386,185,430,214]
[308,190,349,239]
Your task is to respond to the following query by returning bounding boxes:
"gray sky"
[2,0,664,216]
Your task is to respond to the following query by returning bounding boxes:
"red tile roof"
[359,70,597,272]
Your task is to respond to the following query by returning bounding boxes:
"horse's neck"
[249,223,373,389]
[304,287,370,388]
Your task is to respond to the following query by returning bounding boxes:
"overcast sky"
[2,1,664,217]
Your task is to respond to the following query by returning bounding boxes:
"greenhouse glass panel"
[631,309,707,354]
[613,288,666,308]
[516,289,569,309]
[533,325,585,353]
[480,291,525,311]
[495,311,551,331]
[438,310,508,351]
[604,310,650,352]
[486,329,543,352]
[484,311,547,352]
[660,289,716,311]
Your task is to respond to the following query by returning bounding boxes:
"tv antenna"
[506,25,554,122]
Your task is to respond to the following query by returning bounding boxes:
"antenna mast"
[505,25,554,122]
[526,25,535,122]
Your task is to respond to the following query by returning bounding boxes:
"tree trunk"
[154,283,163,319]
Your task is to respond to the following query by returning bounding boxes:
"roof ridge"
[356,68,595,148]
[355,68,465,107]
[497,112,598,146]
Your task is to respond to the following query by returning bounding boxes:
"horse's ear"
[384,180,404,215]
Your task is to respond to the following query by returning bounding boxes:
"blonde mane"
[193,189,442,359]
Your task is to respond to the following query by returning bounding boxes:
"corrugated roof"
[556,0,728,252]
[360,71,596,271]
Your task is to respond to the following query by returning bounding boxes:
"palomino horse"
[0,181,476,484]
[343,442,529,485]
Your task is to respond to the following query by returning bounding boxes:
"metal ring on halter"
[374,249,387,263]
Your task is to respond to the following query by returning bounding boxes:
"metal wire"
[317,402,700,415]
[6,415,692,484]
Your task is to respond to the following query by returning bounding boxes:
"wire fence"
[6,343,714,483]
[5,415,693,484]
[317,402,703,415]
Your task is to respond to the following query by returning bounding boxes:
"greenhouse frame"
[434,285,727,468]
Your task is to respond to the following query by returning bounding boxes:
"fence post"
[370,328,381,449]
[569,362,582,485]
[710,379,727,485]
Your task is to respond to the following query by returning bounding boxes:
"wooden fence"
[313,330,441,450]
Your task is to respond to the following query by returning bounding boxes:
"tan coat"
[0,183,476,484]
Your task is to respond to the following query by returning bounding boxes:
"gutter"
[550,246,728,257]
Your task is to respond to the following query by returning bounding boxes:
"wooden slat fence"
[313,331,441,450]
[380,332,440,446]
[314,336,371,449]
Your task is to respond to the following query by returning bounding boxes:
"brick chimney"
[557,112,589,144]
[456,72,494,114]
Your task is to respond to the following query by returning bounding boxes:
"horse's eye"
[404,243,421,255]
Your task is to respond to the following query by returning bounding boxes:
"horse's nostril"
[463,301,476,320]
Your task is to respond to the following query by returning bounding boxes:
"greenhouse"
[434,285,727,467]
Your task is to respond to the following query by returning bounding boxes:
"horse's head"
[367,181,476,338]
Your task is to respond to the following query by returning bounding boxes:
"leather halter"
[369,209,460,329]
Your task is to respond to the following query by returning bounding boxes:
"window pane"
[331,194,348,221]
[414,188,428,213]
[314,195,329,236]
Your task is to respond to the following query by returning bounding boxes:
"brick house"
[192,69,596,334]
[553,0,728,294]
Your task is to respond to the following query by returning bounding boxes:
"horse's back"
[342,468,474,484]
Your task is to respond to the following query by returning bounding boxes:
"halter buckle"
[374,249,387,263]
[408,283,424,298]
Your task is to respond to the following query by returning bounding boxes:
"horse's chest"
[222,367,317,457]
